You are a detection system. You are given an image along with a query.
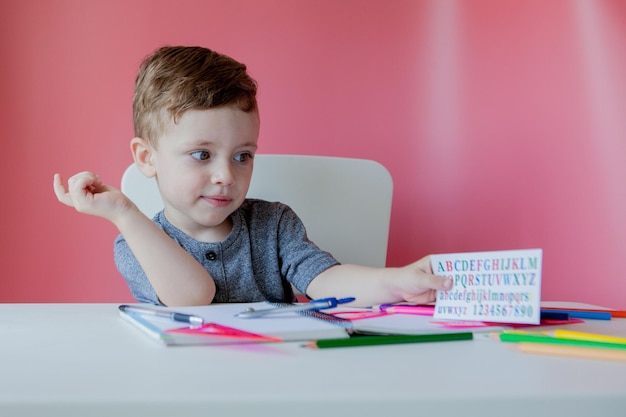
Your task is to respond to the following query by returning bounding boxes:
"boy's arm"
[53,172,216,306]
[305,256,452,307]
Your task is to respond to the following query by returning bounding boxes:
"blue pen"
[236,297,355,318]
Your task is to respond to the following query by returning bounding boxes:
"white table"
[1,303,625,417]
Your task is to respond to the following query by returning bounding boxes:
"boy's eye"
[191,151,210,161]
[234,152,253,163]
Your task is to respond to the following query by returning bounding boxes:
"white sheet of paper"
[431,249,543,324]
[119,302,350,345]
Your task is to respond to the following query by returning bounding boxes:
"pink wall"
[1,0,624,307]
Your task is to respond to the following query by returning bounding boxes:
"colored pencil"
[542,307,626,319]
[499,332,626,350]
[305,332,473,349]
[540,309,611,320]
[552,329,626,345]
[380,305,435,316]
[517,342,626,362]
[539,311,570,321]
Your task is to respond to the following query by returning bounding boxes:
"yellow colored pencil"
[552,329,626,345]
[518,342,626,362]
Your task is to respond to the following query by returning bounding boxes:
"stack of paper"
[119,302,351,346]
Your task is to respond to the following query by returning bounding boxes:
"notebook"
[119,302,351,346]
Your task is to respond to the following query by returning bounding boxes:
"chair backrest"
[121,154,393,267]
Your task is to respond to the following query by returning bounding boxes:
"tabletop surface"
[1,303,625,417]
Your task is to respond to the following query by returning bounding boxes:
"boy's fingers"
[424,274,452,291]
[67,172,99,197]
[53,174,75,207]
[440,276,453,290]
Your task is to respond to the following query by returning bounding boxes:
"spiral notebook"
[119,302,351,346]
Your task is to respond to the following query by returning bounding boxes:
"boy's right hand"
[53,171,135,221]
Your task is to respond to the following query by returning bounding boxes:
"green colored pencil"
[500,332,626,350]
[306,332,473,349]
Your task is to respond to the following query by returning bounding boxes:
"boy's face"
[149,106,259,241]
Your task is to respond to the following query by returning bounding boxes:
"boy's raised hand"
[53,172,135,220]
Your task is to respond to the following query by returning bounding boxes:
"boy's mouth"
[202,195,233,208]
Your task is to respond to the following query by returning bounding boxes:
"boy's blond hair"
[133,46,258,146]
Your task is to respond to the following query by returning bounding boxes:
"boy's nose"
[211,160,235,185]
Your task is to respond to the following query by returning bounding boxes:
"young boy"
[53,46,452,307]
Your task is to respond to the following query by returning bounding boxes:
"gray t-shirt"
[114,199,339,305]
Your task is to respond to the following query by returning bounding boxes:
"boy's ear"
[130,137,157,178]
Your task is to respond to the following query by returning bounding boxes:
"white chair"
[121,154,393,267]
